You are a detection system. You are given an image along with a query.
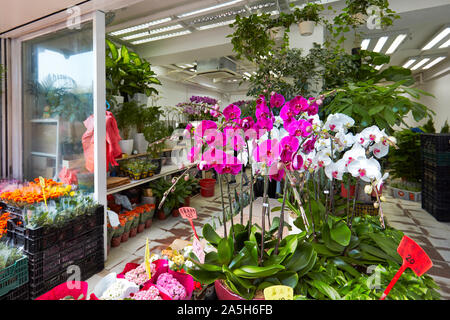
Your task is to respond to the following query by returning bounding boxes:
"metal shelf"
[106,164,184,195]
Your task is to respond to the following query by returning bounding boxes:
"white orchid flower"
[324,159,347,180]
[369,141,389,158]
[336,131,356,148]
[347,157,382,182]
[374,172,389,191]
[237,150,249,166]
[315,149,332,168]
[359,126,388,144]
[324,113,355,133]
[342,144,366,166]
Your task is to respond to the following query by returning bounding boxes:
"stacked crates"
[421,134,450,222]
[4,205,105,299]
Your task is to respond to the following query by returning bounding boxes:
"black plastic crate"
[0,283,29,301]
[421,134,450,153]
[428,203,450,222]
[29,271,69,300]
[82,251,104,280]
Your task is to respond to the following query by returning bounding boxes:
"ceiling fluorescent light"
[410,58,430,70]
[385,34,407,55]
[373,36,388,53]
[122,31,148,40]
[361,39,370,50]
[439,39,450,49]
[402,59,416,68]
[177,0,243,18]
[422,27,450,50]
[131,30,192,45]
[123,24,184,40]
[197,19,235,30]
[423,56,446,70]
[110,17,172,36]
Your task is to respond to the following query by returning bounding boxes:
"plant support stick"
[219,174,227,238]
[274,180,288,255]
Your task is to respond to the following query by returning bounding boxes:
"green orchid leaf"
[330,221,351,246]
[233,265,285,279]
[202,223,221,246]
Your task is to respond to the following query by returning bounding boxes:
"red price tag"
[193,237,205,264]
[179,207,197,220]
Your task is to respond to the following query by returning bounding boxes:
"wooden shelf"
[115,145,186,161]
[106,164,184,195]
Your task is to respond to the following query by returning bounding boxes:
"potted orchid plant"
[154,91,439,300]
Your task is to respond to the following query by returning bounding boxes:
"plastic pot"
[130,227,138,238]
[172,208,180,217]
[214,280,264,300]
[157,210,167,220]
[340,183,356,198]
[119,139,134,155]
[111,236,122,247]
[298,21,314,36]
[145,219,153,229]
[184,197,190,207]
[199,178,216,197]
[121,230,130,242]
[137,223,145,233]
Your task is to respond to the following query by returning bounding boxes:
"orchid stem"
[372,181,386,229]
[346,175,351,223]
[240,164,244,225]
[274,180,288,255]
[348,177,361,230]
[225,174,236,245]
[260,175,269,264]
[219,174,227,239]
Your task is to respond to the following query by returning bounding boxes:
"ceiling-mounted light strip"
[423,56,446,70]
[177,0,244,18]
[385,34,407,55]
[422,27,450,50]
[360,39,370,50]
[131,30,192,45]
[122,24,184,40]
[197,19,235,30]
[110,17,172,36]
[439,39,450,49]
[373,36,388,53]
[410,58,430,70]
[402,59,416,68]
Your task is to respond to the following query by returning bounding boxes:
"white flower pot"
[133,93,149,106]
[298,21,315,36]
[119,139,134,155]
[134,133,148,154]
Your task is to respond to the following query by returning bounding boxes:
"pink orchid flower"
[287,119,313,137]
[270,93,285,109]
[223,104,241,121]
[287,96,309,114]
[214,154,242,175]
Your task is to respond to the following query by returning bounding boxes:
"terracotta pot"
[130,227,138,238]
[137,223,145,233]
[145,219,153,229]
[214,279,264,300]
[121,230,130,242]
[157,210,167,220]
[111,236,122,247]
[172,208,180,217]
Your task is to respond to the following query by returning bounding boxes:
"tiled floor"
[87,181,450,300]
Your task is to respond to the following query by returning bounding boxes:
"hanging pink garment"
[81,111,123,173]
[58,167,78,185]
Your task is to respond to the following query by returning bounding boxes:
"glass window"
[22,22,95,192]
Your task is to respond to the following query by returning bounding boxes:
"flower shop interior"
[0,0,449,302]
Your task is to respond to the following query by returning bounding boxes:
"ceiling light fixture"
[422,27,450,50]
[373,36,388,53]
[122,24,185,40]
[361,39,370,50]
[402,59,416,68]
[410,58,430,70]
[177,0,244,18]
[197,19,236,30]
[385,34,407,55]
[110,17,172,36]
[439,39,450,49]
[422,56,446,70]
[131,30,192,45]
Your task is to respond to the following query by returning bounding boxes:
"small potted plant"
[135,106,163,154]
[116,101,139,155]
[144,121,171,174]
[293,2,324,36]
[111,216,126,248]
[120,214,133,242]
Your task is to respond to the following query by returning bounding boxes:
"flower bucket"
[340,183,356,198]
[199,178,216,197]
[36,281,88,300]
[121,230,130,242]
[298,21,314,36]
[137,223,145,233]
[214,279,264,300]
